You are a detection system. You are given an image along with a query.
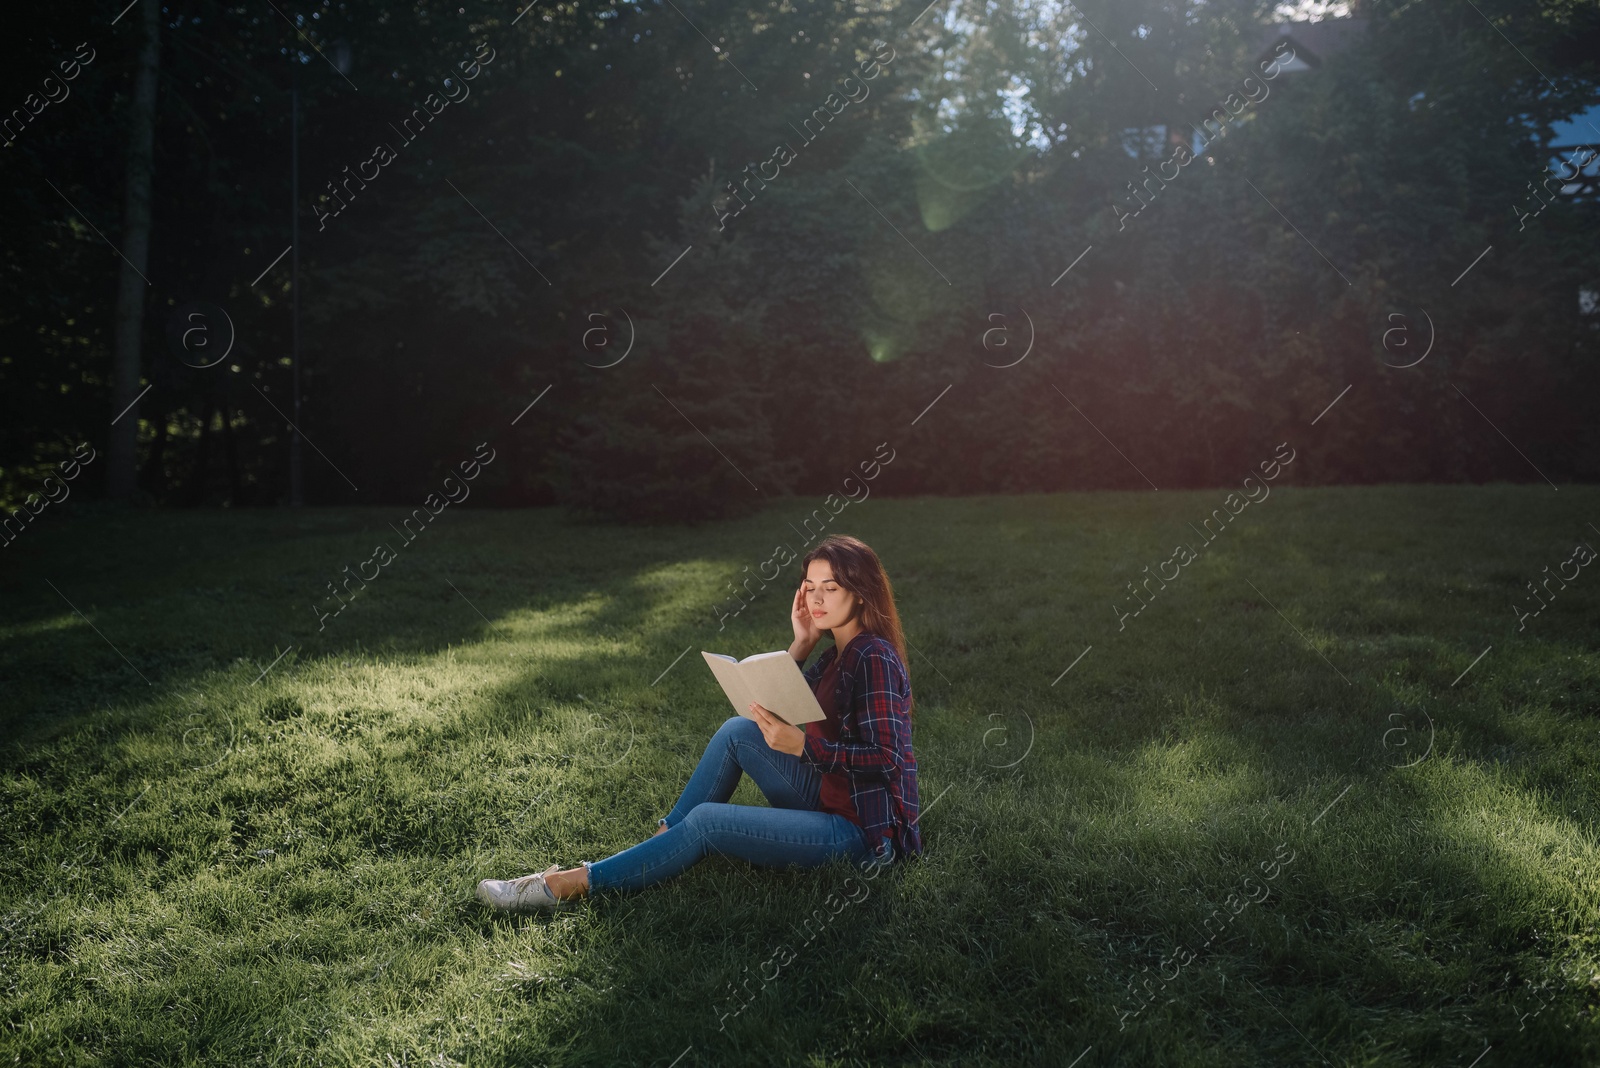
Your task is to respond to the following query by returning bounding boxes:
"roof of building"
[1254,17,1372,68]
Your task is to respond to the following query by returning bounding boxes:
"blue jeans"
[582,715,889,894]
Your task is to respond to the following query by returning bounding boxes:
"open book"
[701,649,827,726]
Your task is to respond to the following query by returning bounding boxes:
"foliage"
[0,0,1597,516]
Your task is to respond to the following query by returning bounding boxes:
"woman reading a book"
[476,533,922,911]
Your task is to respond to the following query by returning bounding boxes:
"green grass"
[2,485,1598,1066]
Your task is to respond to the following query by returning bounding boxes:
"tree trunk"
[221,401,242,505]
[188,402,216,505]
[107,0,161,503]
[137,402,170,497]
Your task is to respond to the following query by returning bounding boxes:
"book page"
[702,651,756,719]
[735,652,826,725]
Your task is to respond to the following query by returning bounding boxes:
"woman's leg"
[656,716,820,832]
[540,717,832,899]
[583,801,873,895]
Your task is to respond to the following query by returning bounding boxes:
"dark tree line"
[1,0,1597,522]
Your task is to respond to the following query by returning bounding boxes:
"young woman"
[476,534,922,911]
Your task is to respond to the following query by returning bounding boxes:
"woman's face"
[804,561,861,628]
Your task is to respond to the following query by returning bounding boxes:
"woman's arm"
[801,649,910,777]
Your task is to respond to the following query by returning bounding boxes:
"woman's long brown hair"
[800,534,913,720]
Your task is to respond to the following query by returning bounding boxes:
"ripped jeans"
[582,715,891,894]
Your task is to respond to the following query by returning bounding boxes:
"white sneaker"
[476,864,564,912]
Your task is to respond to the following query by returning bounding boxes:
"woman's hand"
[750,703,806,756]
[791,581,825,648]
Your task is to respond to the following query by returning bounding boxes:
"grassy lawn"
[2,485,1598,1066]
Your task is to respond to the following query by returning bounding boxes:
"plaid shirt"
[800,631,922,859]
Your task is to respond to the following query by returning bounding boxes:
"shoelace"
[508,866,558,894]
